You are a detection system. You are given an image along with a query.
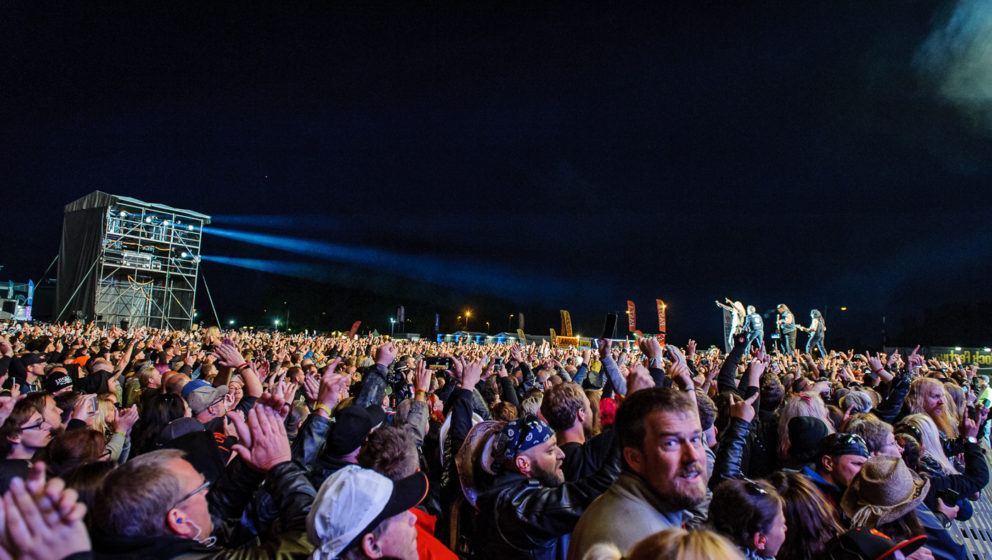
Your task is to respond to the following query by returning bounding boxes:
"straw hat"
[841,456,929,527]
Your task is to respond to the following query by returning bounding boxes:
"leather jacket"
[709,417,751,489]
[473,440,621,560]
[95,461,315,560]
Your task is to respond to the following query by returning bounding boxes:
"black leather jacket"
[473,440,621,560]
[94,461,315,560]
[709,417,752,489]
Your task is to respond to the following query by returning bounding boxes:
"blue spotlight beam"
[201,227,617,304]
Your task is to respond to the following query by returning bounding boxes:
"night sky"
[3,2,991,348]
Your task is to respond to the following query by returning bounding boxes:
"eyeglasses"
[20,419,49,431]
[168,480,210,511]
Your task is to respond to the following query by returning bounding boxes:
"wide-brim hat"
[841,456,929,527]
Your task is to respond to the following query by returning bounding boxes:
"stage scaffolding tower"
[56,191,211,330]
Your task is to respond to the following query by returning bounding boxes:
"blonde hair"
[582,528,744,560]
[92,397,117,434]
[778,392,836,459]
[944,383,965,426]
[905,378,959,438]
[902,413,958,474]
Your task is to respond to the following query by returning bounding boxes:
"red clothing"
[412,507,457,560]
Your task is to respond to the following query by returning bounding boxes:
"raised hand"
[0,463,90,560]
[460,359,483,391]
[113,405,140,435]
[413,359,431,397]
[229,404,292,471]
[729,392,758,423]
[212,340,246,368]
[375,342,397,367]
[626,362,655,395]
[597,338,611,360]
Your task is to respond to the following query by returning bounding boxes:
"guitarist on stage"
[776,304,797,354]
[797,309,827,357]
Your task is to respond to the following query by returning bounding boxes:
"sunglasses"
[837,433,867,447]
[742,477,769,496]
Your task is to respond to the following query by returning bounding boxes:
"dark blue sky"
[3,2,991,346]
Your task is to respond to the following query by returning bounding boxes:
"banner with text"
[627,300,636,332]
[884,346,992,371]
[656,299,667,344]
[560,310,573,337]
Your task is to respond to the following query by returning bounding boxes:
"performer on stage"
[776,304,797,354]
[744,305,763,351]
[804,309,827,357]
[715,298,746,351]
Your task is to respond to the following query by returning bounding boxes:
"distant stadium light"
[955,346,963,351]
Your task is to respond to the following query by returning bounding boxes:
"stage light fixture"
[187,225,194,231]
[181,252,189,258]
[145,217,152,223]
[120,211,127,217]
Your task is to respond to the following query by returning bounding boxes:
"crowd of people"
[0,319,989,560]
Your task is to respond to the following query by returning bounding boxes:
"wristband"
[113,431,127,438]
[314,404,333,416]
[415,390,427,398]
[237,362,250,370]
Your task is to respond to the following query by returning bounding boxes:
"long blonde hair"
[91,397,118,434]
[905,378,959,438]
[582,528,745,560]
[778,392,836,459]
[902,413,958,475]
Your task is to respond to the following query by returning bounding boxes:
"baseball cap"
[21,353,47,366]
[156,417,205,444]
[183,379,229,416]
[307,465,427,560]
[325,405,386,456]
[44,369,74,394]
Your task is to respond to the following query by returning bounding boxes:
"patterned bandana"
[490,414,554,472]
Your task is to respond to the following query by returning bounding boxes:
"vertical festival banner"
[626,300,636,332]
[516,329,527,345]
[397,306,405,324]
[518,312,525,331]
[434,313,440,333]
[348,321,362,339]
[550,328,558,346]
[655,299,667,345]
[560,310,573,337]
